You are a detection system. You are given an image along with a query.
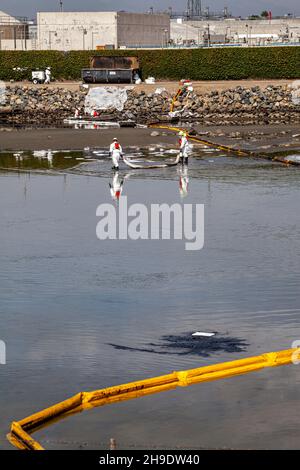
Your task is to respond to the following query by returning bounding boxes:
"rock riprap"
[1,84,299,126]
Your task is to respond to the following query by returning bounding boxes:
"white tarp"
[285,155,300,163]
[291,80,300,106]
[85,87,130,114]
[0,81,6,105]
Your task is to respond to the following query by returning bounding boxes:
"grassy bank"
[0,47,299,81]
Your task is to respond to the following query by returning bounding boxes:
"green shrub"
[0,47,299,81]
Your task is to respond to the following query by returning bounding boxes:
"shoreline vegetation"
[0,47,299,81]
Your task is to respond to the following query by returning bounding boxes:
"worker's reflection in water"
[46,150,53,167]
[178,164,189,198]
[109,171,124,202]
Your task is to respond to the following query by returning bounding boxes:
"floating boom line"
[7,347,300,450]
[148,123,300,166]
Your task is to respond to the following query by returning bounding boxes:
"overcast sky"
[1,0,299,20]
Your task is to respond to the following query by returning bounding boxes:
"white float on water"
[192,332,216,337]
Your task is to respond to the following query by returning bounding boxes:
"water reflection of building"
[13,152,24,161]
[33,150,54,166]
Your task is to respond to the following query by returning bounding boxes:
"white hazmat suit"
[179,134,190,163]
[45,68,51,84]
[109,141,123,170]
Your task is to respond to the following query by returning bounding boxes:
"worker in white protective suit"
[109,172,124,202]
[74,107,81,118]
[45,67,51,84]
[109,138,123,171]
[178,131,190,165]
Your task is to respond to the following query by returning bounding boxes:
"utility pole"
[23,23,27,51]
[49,31,57,50]
[161,29,168,48]
[207,23,211,47]
[82,28,87,50]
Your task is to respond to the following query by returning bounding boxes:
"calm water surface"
[1,144,300,449]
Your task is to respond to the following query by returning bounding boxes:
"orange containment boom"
[7,347,300,450]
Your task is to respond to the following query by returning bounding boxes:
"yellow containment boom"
[149,123,300,165]
[7,347,300,450]
[149,123,250,156]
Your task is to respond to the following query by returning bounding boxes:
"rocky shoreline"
[0,83,299,127]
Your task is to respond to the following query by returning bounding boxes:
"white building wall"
[37,12,118,51]
[171,18,300,45]
[0,39,33,50]
[117,13,170,48]
[0,10,31,50]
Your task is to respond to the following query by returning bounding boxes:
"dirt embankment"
[1,124,300,152]
[4,79,297,94]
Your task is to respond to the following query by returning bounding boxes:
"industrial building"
[171,17,300,46]
[1,8,300,51]
[0,10,31,50]
[37,12,170,50]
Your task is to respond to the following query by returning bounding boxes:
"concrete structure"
[171,18,300,46]
[37,12,170,50]
[0,10,31,50]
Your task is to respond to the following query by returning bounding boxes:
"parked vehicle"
[82,56,140,84]
[31,70,46,85]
